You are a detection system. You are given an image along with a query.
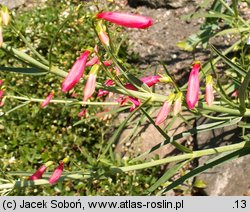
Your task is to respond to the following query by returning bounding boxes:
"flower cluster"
[155,62,215,125]
[56,12,155,115]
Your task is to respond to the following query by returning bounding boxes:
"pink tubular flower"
[173,92,182,115]
[62,50,90,92]
[96,12,153,29]
[0,89,4,99]
[103,60,112,67]
[86,55,99,67]
[205,75,214,107]
[84,74,97,102]
[96,21,110,46]
[41,92,54,108]
[99,30,110,46]
[97,79,114,97]
[78,109,87,117]
[155,101,172,126]
[28,161,53,181]
[231,89,238,97]
[128,96,141,112]
[83,64,99,102]
[186,62,201,109]
[49,162,64,185]
[29,165,47,180]
[49,158,69,184]
[125,75,161,91]
[140,75,161,87]
[0,79,3,86]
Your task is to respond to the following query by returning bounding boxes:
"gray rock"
[196,118,250,195]
[198,154,250,195]
[115,111,192,159]
[0,0,26,9]
[128,0,193,8]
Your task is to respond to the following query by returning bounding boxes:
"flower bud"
[96,21,110,46]
[173,92,182,115]
[155,101,172,126]
[1,5,10,26]
[205,75,214,107]
[83,64,100,102]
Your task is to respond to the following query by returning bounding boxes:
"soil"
[118,0,206,79]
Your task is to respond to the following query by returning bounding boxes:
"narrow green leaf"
[0,66,47,75]
[238,69,250,114]
[215,27,250,36]
[210,44,246,77]
[147,160,190,194]
[4,101,30,115]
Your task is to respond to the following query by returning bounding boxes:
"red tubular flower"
[155,101,172,126]
[62,50,90,92]
[186,62,201,109]
[0,79,3,86]
[205,75,214,107]
[28,161,53,181]
[41,92,54,108]
[96,12,153,29]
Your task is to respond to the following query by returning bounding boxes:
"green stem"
[6,95,119,106]
[1,43,68,78]
[118,141,250,172]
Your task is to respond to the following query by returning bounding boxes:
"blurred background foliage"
[0,0,160,195]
